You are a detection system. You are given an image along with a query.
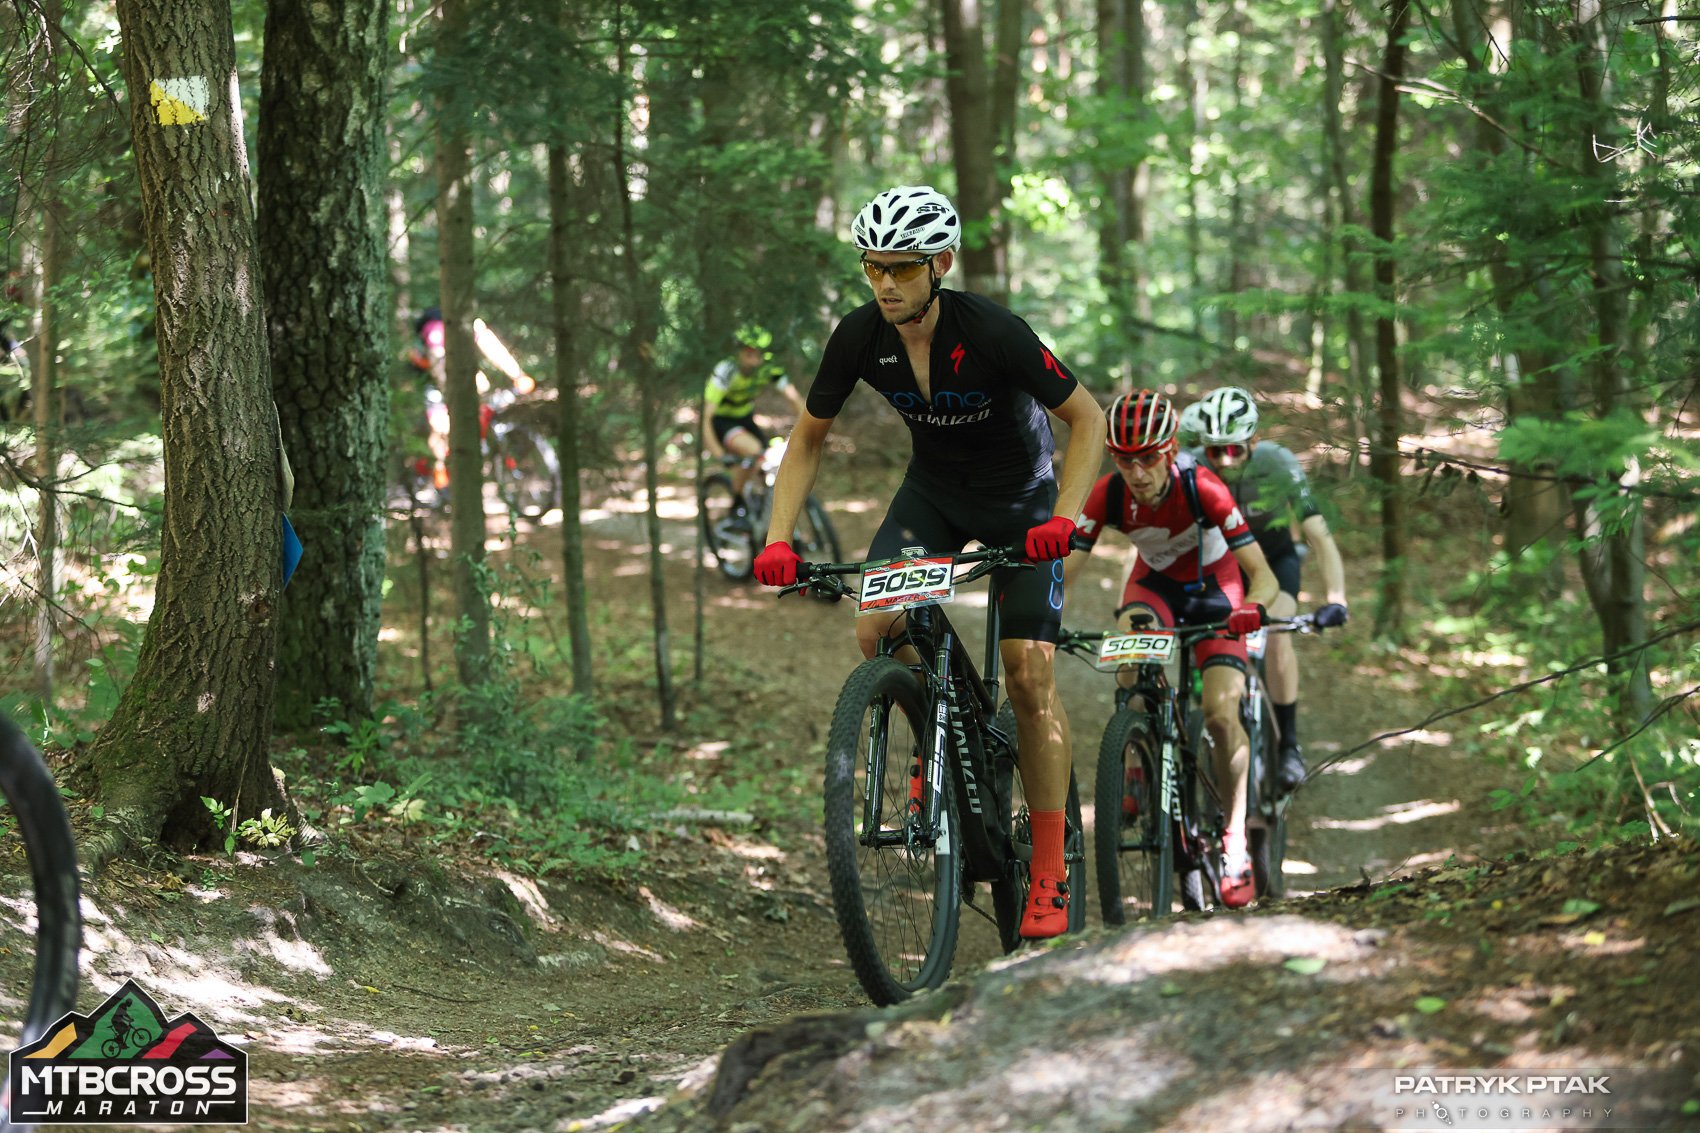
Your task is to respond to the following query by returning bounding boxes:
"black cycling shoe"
[1277,745,1307,792]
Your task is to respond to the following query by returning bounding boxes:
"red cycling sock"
[1029,809,1066,879]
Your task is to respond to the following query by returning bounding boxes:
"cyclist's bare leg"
[1114,602,1160,710]
[1264,589,1299,705]
[722,427,763,497]
[1000,638,1069,812]
[1200,662,1250,836]
[855,609,922,665]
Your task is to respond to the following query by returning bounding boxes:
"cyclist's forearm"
[763,417,830,546]
[1302,515,1347,605]
[1051,386,1109,520]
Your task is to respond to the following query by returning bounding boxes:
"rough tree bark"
[259,0,392,728]
[937,0,1014,302]
[89,0,288,855]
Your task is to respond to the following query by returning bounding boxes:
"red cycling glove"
[753,541,802,588]
[1024,516,1077,562]
[1227,604,1265,636]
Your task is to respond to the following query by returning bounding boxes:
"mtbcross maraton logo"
[5,979,248,1125]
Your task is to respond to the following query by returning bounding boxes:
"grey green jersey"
[1187,440,1320,555]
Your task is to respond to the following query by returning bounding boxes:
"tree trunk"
[1320,0,1374,438]
[937,0,1009,302]
[613,3,675,730]
[1368,0,1411,639]
[548,142,594,698]
[29,0,67,703]
[435,0,491,691]
[93,0,287,852]
[1095,0,1147,383]
[1569,0,1649,722]
[259,0,392,728]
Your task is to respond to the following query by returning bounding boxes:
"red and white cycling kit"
[1074,462,1258,669]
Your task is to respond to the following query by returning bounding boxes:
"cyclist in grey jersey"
[1187,386,1347,791]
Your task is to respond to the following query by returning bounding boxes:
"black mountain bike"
[1,719,82,1133]
[700,439,841,581]
[783,545,1085,1005]
[1064,613,1315,924]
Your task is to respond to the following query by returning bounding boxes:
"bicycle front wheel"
[492,427,561,520]
[1246,689,1286,899]
[823,658,960,1005]
[793,496,844,563]
[991,701,1085,949]
[1094,708,1172,925]
[698,473,755,581]
[0,719,82,1131]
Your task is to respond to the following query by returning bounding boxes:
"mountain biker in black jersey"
[751,185,1108,940]
[702,325,806,526]
[1186,386,1348,792]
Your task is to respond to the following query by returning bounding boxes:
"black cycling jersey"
[806,290,1080,494]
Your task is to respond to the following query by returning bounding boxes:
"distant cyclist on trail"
[701,326,806,526]
[1062,389,1279,909]
[405,307,536,492]
[1186,386,1348,792]
[751,184,1108,940]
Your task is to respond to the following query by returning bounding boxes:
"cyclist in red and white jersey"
[1062,389,1278,908]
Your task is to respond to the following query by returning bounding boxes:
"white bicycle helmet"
[1178,400,1206,441]
[851,186,961,253]
[1195,386,1259,445]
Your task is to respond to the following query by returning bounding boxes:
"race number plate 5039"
[858,557,955,615]
[1095,630,1177,669]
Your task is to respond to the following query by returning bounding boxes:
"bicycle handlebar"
[1056,611,1328,659]
[778,543,1034,603]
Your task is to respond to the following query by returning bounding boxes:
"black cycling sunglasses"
[860,255,934,283]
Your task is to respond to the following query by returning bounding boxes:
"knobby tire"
[823,658,959,1005]
[796,497,844,564]
[493,426,561,521]
[698,473,754,581]
[1094,708,1172,925]
[0,719,82,1133]
[1246,686,1286,899]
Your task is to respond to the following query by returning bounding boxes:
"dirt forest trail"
[0,433,1575,1133]
[563,447,1532,904]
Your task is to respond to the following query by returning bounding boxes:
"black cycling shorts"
[866,473,1062,644]
[1263,544,1302,598]
[711,414,768,448]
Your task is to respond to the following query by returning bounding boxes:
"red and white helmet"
[1106,390,1180,455]
[851,186,961,253]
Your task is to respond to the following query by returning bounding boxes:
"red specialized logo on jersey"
[950,343,966,374]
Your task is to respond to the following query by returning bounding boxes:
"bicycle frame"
[883,580,1014,883]
[794,549,1021,882]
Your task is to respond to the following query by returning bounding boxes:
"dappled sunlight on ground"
[1310,798,1463,832]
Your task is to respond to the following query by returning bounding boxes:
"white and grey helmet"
[1178,400,1207,441]
[1196,386,1260,445]
[850,186,961,253]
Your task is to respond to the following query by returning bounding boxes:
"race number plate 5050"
[1095,630,1177,669]
[858,557,955,615]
